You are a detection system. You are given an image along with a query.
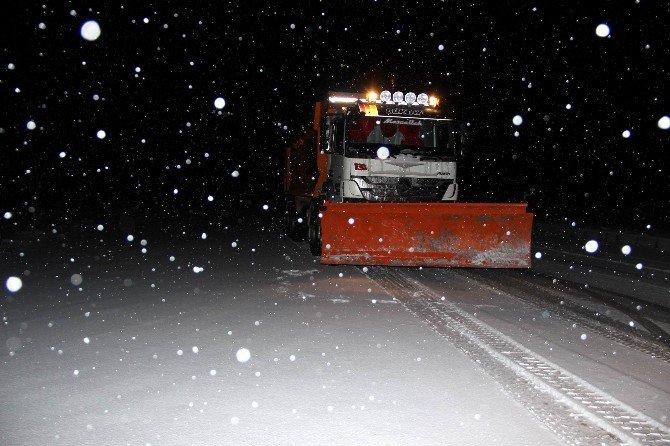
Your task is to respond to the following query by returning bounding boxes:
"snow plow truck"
[284,90,533,268]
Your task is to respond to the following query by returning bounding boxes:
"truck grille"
[351,176,452,202]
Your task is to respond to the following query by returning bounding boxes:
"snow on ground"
[1,215,668,445]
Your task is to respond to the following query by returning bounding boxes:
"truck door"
[323,116,345,201]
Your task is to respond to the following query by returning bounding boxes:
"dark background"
[1,1,668,233]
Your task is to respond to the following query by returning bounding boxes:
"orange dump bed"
[320,202,533,268]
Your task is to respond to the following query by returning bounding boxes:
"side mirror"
[320,117,334,153]
[459,123,468,158]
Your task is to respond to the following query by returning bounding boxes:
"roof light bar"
[328,90,440,107]
[328,96,359,104]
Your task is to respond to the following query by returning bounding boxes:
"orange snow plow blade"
[320,202,533,268]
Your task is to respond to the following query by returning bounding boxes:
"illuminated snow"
[348,218,355,224]
[585,240,599,253]
[207,195,214,202]
[658,116,670,130]
[26,120,36,130]
[595,24,610,38]
[80,20,101,41]
[512,115,523,126]
[127,235,134,242]
[201,233,207,240]
[377,146,390,159]
[96,130,106,139]
[59,151,66,158]
[5,276,23,292]
[635,263,643,270]
[214,97,226,109]
[3,212,12,219]
[534,252,542,259]
[622,130,631,138]
[96,224,104,231]
[580,333,587,340]
[621,245,631,255]
[231,170,240,177]
[438,44,444,51]
[70,274,83,286]
[236,348,251,363]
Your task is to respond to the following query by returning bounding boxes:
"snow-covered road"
[1,215,669,445]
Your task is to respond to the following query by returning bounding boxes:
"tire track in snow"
[363,267,670,445]
[454,269,670,363]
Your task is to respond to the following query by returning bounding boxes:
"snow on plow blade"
[320,202,533,268]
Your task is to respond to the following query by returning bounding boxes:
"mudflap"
[319,202,533,268]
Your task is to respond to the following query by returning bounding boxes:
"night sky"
[2,1,669,232]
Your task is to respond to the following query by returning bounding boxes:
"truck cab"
[320,92,466,204]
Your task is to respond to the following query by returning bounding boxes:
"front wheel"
[308,205,322,256]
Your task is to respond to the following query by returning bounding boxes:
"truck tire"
[308,204,322,256]
[285,201,305,241]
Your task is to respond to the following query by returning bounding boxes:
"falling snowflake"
[236,348,251,363]
[80,20,101,41]
[584,240,599,253]
[5,276,22,292]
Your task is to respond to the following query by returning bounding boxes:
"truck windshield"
[346,116,459,159]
